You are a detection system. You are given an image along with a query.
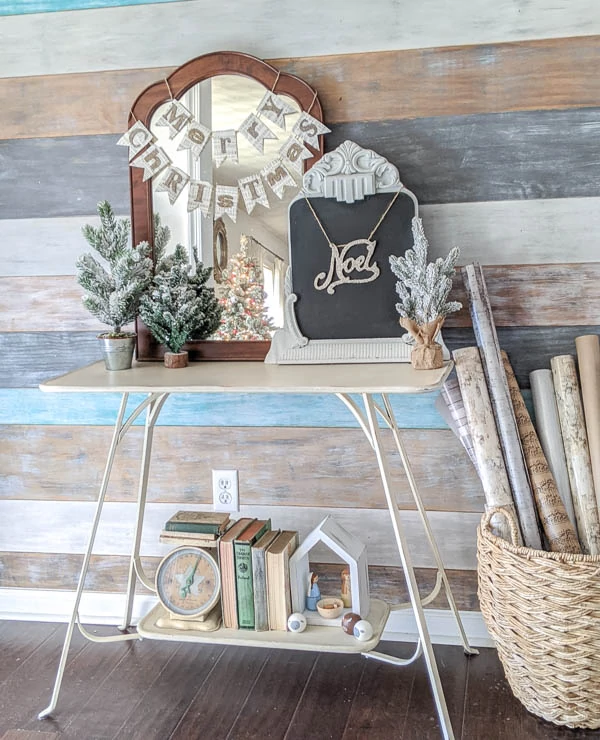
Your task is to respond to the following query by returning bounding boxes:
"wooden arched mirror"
[128,51,325,361]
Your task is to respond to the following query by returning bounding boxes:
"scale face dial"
[156,546,221,618]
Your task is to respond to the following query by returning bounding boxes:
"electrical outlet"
[212,469,239,512]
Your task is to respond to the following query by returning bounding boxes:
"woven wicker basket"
[477,507,600,729]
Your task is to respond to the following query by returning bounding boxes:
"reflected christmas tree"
[215,235,274,341]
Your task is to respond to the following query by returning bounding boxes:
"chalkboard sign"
[289,192,415,340]
[266,140,426,364]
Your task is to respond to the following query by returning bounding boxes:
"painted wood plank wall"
[1,1,598,622]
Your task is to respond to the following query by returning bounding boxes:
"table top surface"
[39,360,453,395]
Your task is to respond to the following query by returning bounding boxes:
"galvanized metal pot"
[99,335,136,371]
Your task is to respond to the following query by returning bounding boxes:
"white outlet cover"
[212,469,239,512]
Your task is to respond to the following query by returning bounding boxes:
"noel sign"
[118,93,329,224]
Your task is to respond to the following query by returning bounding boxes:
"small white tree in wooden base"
[389,217,461,370]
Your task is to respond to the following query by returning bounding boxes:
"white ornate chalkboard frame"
[266,140,449,364]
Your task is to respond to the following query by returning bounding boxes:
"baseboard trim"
[0,588,494,647]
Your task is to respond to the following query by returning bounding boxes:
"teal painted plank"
[0,389,451,429]
[0,0,180,16]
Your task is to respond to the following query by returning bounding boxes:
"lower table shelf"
[137,599,390,654]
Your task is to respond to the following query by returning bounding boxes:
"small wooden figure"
[306,572,321,611]
[340,567,351,607]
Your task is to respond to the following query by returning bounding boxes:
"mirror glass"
[149,75,302,329]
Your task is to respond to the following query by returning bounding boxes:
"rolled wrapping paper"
[462,263,542,549]
[551,354,600,555]
[502,352,580,553]
[530,369,577,531]
[453,346,521,543]
[575,335,600,509]
[438,377,478,469]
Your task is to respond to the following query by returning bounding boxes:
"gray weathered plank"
[0,332,103,387]
[329,108,600,204]
[444,326,600,389]
[4,107,600,220]
[0,135,129,219]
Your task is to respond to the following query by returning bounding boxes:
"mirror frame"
[129,51,325,361]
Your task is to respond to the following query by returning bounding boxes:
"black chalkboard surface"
[289,191,416,340]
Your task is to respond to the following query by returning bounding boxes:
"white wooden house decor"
[265,140,450,364]
[289,515,370,625]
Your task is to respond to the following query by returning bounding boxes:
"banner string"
[270,71,281,92]
[164,78,174,99]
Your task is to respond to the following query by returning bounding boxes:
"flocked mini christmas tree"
[389,217,461,369]
[139,244,221,366]
[215,236,274,341]
[76,201,153,337]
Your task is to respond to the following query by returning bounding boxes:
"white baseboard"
[0,588,494,648]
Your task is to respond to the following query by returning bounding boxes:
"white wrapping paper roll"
[530,369,577,531]
[576,335,600,511]
[551,354,600,555]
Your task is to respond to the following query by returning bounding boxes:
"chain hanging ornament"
[187,180,213,215]
[305,191,401,295]
[177,121,211,160]
[239,113,278,153]
[214,185,239,223]
[261,159,297,199]
[280,137,313,174]
[291,111,331,150]
[256,91,297,130]
[238,174,269,214]
[212,129,239,167]
[117,121,155,161]
[155,165,190,205]
[155,99,193,139]
[131,144,171,182]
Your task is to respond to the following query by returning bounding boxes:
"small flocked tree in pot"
[139,244,221,368]
[76,201,153,370]
[389,217,462,370]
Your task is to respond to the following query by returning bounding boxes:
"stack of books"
[159,512,301,633]
[159,510,232,549]
[218,518,299,632]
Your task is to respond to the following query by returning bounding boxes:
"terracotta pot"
[164,351,189,369]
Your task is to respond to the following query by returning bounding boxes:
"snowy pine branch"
[389,217,461,326]
[76,201,153,335]
[139,245,221,353]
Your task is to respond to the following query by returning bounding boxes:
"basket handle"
[482,506,521,546]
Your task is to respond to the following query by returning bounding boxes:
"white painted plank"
[1,0,600,78]
[0,214,128,277]
[4,198,599,276]
[0,589,493,647]
[0,500,480,570]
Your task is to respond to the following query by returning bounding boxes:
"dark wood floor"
[1,620,598,740]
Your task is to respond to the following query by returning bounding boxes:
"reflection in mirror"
[149,76,302,328]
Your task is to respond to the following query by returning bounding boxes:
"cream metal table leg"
[39,393,141,720]
[119,392,169,630]
[358,392,459,740]
[379,393,478,657]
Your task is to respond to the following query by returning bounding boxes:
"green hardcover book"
[234,519,271,629]
[164,510,230,534]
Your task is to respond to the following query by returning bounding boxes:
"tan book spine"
[551,354,600,555]
[453,346,520,543]
[575,335,600,510]
[502,352,580,553]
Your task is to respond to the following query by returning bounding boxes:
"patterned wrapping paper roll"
[575,335,600,510]
[551,354,600,556]
[530,369,578,531]
[438,377,478,469]
[453,346,521,544]
[502,352,581,553]
[462,263,542,549]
